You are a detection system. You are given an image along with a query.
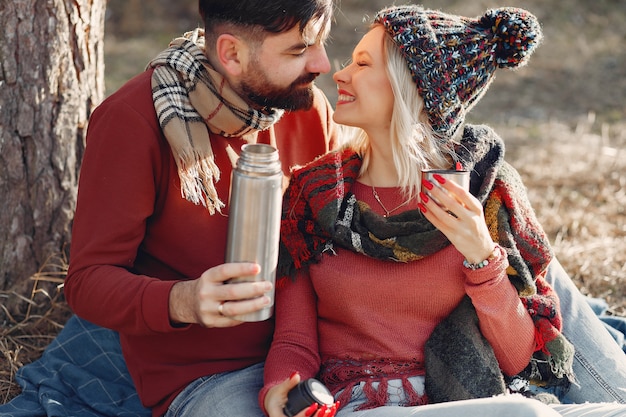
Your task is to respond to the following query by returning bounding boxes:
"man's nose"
[307,44,331,74]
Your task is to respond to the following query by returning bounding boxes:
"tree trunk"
[0,0,106,306]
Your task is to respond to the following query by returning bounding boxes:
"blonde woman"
[261,5,626,417]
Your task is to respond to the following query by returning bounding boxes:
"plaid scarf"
[279,124,574,404]
[148,29,284,214]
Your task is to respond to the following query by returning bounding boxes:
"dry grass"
[502,115,626,315]
[0,254,72,403]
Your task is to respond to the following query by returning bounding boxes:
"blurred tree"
[0,0,106,310]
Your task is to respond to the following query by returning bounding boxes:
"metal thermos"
[225,143,283,322]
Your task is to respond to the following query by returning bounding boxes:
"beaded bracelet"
[462,246,499,270]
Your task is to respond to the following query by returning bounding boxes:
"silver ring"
[217,301,225,317]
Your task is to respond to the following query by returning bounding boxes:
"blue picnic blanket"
[0,315,150,417]
[1,299,625,416]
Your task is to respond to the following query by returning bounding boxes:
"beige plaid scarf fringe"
[149,29,284,214]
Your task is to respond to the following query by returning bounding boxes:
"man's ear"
[214,34,250,76]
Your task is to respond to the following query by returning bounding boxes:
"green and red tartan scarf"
[278,124,575,400]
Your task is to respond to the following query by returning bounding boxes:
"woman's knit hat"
[374,5,543,139]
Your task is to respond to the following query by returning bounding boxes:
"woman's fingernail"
[455,161,463,170]
[418,203,427,213]
[419,192,429,203]
[290,371,299,379]
[433,174,446,184]
[305,403,318,416]
[421,179,433,190]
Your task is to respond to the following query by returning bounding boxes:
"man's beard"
[240,70,318,111]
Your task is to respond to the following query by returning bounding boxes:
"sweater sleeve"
[259,271,321,414]
[463,245,536,376]
[64,95,181,336]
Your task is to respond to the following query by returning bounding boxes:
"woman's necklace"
[370,185,410,217]
[366,171,410,217]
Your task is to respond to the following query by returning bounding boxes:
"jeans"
[586,297,626,353]
[333,377,558,417]
[543,259,626,404]
[336,397,561,417]
[164,362,265,417]
[332,377,626,417]
[551,403,626,417]
[338,401,626,417]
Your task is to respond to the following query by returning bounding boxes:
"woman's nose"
[333,66,348,84]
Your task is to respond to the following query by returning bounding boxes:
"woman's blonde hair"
[342,25,454,201]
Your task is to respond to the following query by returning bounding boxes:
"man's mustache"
[292,73,319,87]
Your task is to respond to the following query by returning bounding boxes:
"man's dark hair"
[198,0,333,38]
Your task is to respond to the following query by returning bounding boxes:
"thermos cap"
[283,378,334,417]
[237,143,281,175]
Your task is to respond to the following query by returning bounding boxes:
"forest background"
[2,0,625,403]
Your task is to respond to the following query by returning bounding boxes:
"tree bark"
[0,0,106,305]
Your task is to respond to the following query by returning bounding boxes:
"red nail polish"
[421,179,433,190]
[419,192,429,203]
[289,371,299,380]
[319,404,328,415]
[418,203,427,213]
[433,174,446,184]
[455,161,463,170]
[305,403,318,417]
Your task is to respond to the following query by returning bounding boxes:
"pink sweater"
[261,181,535,408]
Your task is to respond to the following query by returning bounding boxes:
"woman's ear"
[214,34,250,76]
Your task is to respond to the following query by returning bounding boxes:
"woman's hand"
[418,174,495,264]
[265,373,338,417]
[168,262,273,327]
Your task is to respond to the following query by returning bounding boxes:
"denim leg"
[164,362,265,417]
[599,316,626,352]
[586,297,626,352]
[551,402,626,417]
[335,395,560,417]
[545,258,626,403]
[334,378,559,417]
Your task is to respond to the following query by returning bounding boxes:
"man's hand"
[168,262,272,327]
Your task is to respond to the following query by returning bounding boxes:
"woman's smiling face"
[332,26,394,136]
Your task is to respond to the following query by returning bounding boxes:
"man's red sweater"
[64,69,336,416]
